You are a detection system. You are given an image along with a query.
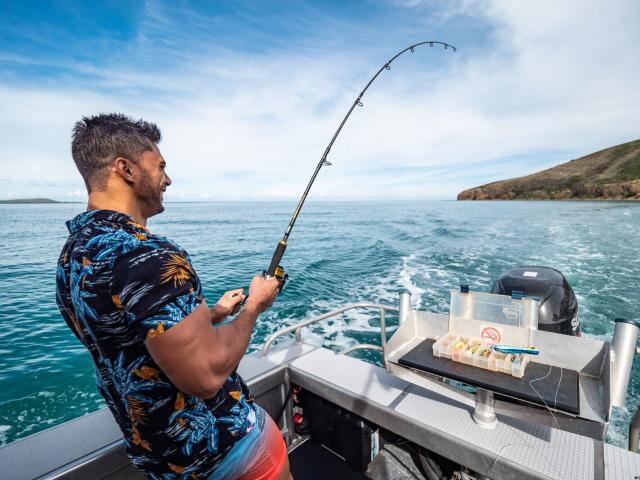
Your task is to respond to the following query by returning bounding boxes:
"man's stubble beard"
[137,170,165,218]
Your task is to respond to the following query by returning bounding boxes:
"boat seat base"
[289,440,368,480]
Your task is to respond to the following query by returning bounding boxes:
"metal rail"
[261,303,399,356]
[340,344,384,356]
[629,404,640,452]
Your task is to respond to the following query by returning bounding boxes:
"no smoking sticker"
[480,324,503,344]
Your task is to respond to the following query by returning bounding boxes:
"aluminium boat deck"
[1,340,638,480]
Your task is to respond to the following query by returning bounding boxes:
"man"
[56,113,292,479]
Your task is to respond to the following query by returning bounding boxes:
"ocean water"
[0,201,638,449]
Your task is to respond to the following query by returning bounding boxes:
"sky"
[0,0,639,201]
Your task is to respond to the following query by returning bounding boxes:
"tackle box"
[431,289,539,378]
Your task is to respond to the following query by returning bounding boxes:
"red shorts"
[209,406,288,480]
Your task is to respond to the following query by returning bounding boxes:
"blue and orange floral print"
[56,210,255,479]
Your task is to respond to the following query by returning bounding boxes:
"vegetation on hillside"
[458,139,640,200]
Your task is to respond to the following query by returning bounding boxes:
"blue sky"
[1,0,639,201]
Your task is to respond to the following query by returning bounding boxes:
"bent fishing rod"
[260,41,457,292]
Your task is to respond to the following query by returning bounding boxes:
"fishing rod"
[263,41,457,290]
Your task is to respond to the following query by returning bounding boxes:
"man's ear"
[113,156,138,184]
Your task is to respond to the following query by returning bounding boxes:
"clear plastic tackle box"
[432,289,539,378]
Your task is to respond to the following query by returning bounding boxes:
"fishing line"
[258,41,457,289]
[485,432,564,478]
[529,365,563,429]
[486,442,520,476]
[554,365,563,411]
[485,422,566,478]
[486,364,566,477]
[528,364,562,429]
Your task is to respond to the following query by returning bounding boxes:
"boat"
[1,267,639,479]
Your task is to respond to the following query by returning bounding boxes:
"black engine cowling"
[491,266,580,336]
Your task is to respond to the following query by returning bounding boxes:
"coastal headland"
[0,198,60,204]
[458,139,640,200]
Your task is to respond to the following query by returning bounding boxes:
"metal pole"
[629,405,640,452]
[379,308,387,350]
[399,290,411,325]
[473,389,497,429]
[611,318,639,408]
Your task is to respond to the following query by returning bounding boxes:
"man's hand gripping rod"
[247,41,456,300]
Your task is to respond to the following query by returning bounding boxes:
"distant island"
[458,139,640,200]
[0,198,61,204]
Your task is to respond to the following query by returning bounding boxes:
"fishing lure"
[491,344,540,355]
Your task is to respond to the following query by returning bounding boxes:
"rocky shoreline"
[458,139,640,201]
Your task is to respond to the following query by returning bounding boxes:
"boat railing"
[629,404,640,452]
[261,302,399,357]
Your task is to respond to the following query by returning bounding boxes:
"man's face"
[136,144,172,218]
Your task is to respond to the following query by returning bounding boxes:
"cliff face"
[458,139,640,200]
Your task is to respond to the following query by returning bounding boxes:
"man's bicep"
[145,301,219,397]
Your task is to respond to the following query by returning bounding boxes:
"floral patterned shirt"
[56,210,255,479]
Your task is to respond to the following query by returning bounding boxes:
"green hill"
[457,139,640,200]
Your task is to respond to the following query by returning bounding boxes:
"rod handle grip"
[267,241,287,277]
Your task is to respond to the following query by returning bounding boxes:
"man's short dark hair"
[71,113,161,192]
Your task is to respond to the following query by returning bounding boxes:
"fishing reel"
[263,265,289,292]
[234,264,288,315]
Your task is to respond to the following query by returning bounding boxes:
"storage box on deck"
[432,289,539,378]
[300,390,380,472]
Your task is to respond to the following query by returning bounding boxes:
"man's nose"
[165,174,172,186]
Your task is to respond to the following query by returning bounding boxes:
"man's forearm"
[208,303,261,379]
[209,304,229,325]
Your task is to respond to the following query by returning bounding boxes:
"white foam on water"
[335,252,454,315]
[607,406,632,448]
[398,254,428,309]
[345,275,398,305]
[0,425,11,444]
[294,297,400,352]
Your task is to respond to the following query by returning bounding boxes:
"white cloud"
[1,0,638,201]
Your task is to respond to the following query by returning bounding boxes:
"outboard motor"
[491,266,580,336]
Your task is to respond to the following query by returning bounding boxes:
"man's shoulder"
[147,232,187,253]
[110,233,196,285]
[61,216,195,283]
[128,233,191,267]
[78,221,183,260]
